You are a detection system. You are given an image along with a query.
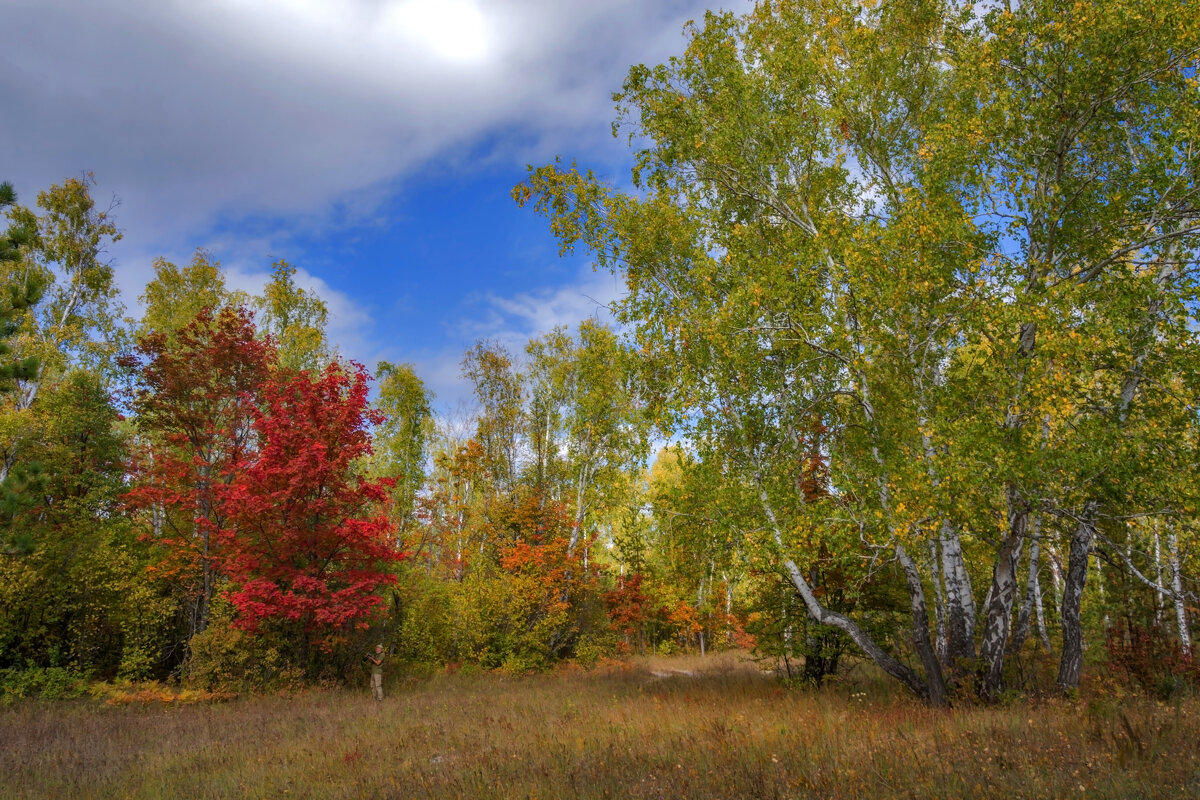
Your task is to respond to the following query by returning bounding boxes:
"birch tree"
[0,176,123,485]
[519,0,1200,703]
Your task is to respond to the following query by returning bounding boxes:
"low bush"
[0,666,87,703]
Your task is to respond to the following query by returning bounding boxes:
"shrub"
[1105,620,1200,700]
[184,594,301,692]
[0,666,87,703]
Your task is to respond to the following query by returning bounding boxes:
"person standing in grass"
[367,644,385,702]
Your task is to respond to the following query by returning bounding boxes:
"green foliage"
[254,259,330,373]
[5,1,1199,700]
[0,666,87,704]
[24,174,125,374]
[391,571,456,668]
[371,360,434,531]
[1,174,126,542]
[0,371,174,679]
[139,249,243,337]
[0,181,37,264]
[518,0,1200,701]
[462,341,524,495]
[184,593,302,692]
[0,277,44,390]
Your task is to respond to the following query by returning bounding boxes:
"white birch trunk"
[1047,542,1064,607]
[1034,563,1051,651]
[1011,528,1041,654]
[1169,531,1191,656]
[1154,527,1165,626]
[929,539,948,662]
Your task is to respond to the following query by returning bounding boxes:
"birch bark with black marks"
[978,487,1029,700]
[1154,528,1165,626]
[1169,531,1191,656]
[1057,500,1099,691]
[977,310,1038,700]
[1010,520,1045,654]
[941,521,977,665]
[929,539,948,662]
[919,411,975,666]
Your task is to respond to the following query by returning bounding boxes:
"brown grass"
[2,652,1198,799]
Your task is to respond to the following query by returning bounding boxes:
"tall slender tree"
[127,306,274,641]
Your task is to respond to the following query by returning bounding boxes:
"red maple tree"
[125,306,274,638]
[217,361,403,660]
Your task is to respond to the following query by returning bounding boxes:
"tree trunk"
[1010,518,1042,653]
[724,577,735,646]
[1034,559,1052,652]
[897,545,949,707]
[1047,542,1064,607]
[929,539,948,662]
[780,552,940,703]
[1096,556,1109,630]
[918,414,974,666]
[1154,528,1165,627]
[941,520,977,665]
[1170,531,1191,656]
[1057,500,1098,692]
[978,487,1028,701]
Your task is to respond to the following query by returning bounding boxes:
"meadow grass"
[2,652,1198,799]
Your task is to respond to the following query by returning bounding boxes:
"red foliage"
[1105,621,1200,698]
[125,306,274,604]
[217,362,403,640]
[604,571,650,637]
[495,491,579,604]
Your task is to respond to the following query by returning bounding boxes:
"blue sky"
[2,0,749,410]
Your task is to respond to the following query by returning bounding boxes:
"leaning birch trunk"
[977,487,1028,700]
[756,483,943,704]
[1056,500,1099,691]
[1169,531,1191,656]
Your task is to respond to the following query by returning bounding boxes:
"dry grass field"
[2,652,1198,799]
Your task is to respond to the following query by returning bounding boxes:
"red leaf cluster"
[126,307,402,643]
[219,362,402,635]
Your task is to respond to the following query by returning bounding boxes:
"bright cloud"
[2,0,740,242]
[473,266,625,350]
[2,0,751,415]
[381,1,492,64]
[403,265,627,412]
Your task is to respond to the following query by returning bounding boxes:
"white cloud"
[473,265,625,349]
[3,0,751,413]
[2,0,743,248]
[406,264,628,412]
